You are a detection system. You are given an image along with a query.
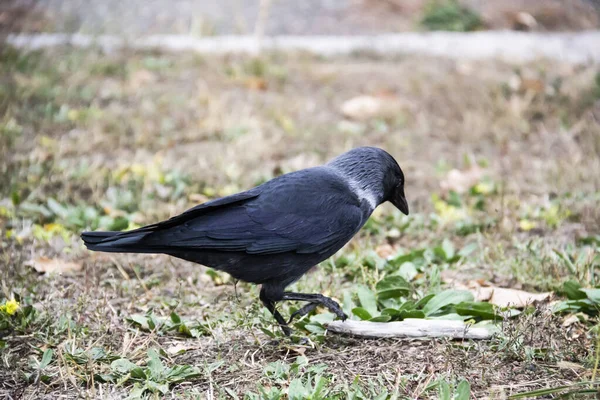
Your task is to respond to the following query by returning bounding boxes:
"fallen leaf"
[128,69,157,90]
[512,11,538,30]
[166,344,190,355]
[375,244,396,259]
[440,166,484,194]
[28,257,82,274]
[520,78,545,94]
[556,361,585,371]
[244,77,268,91]
[485,287,551,308]
[290,346,306,356]
[188,193,210,203]
[340,94,407,121]
[562,313,588,327]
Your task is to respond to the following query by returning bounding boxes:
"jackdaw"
[82,146,409,335]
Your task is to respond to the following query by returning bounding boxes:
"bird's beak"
[390,185,409,215]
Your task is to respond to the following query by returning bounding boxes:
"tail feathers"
[81,230,154,253]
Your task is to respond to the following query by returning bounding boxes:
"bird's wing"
[151,168,367,255]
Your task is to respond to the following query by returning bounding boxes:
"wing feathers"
[124,168,367,256]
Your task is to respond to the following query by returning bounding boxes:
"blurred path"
[4,0,600,63]
[7,31,600,64]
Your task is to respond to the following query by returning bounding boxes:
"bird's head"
[328,147,409,215]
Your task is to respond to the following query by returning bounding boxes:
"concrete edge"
[5,31,600,64]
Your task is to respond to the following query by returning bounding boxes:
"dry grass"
[1,46,599,398]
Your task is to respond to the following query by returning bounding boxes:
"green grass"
[420,0,483,32]
[1,46,599,398]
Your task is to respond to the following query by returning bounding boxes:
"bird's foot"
[281,292,348,321]
[319,296,348,321]
[287,302,319,324]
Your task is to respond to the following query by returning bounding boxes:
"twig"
[325,319,493,339]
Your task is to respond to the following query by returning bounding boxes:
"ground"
[0,46,599,399]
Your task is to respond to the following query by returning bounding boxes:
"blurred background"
[2,0,600,35]
[1,1,600,399]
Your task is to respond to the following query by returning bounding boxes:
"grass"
[0,45,599,398]
[420,0,483,32]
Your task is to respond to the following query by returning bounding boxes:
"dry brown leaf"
[375,244,396,259]
[166,344,190,355]
[290,346,307,356]
[562,313,588,327]
[245,77,268,91]
[340,95,407,121]
[485,287,551,308]
[439,166,484,194]
[520,78,545,94]
[472,286,494,302]
[28,257,82,274]
[128,69,157,90]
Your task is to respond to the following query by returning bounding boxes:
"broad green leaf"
[374,392,389,400]
[40,349,53,369]
[127,315,150,330]
[369,315,392,322]
[456,380,471,400]
[342,291,355,317]
[357,286,379,316]
[381,308,401,317]
[427,313,466,321]
[455,302,497,320]
[415,294,435,310]
[581,289,600,303]
[130,367,146,380]
[458,242,478,258]
[398,262,418,281]
[127,382,146,400]
[170,312,181,324]
[552,300,593,314]
[111,358,146,379]
[305,323,326,334]
[146,380,169,394]
[352,307,372,321]
[310,313,335,324]
[563,281,586,300]
[376,275,410,300]
[288,378,308,400]
[147,349,164,381]
[398,301,416,311]
[390,249,425,266]
[398,310,425,319]
[312,376,328,397]
[442,239,455,260]
[438,380,451,400]
[167,365,201,381]
[423,290,474,316]
[260,327,276,338]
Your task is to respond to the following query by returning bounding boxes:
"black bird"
[82,147,409,335]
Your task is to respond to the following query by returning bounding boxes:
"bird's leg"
[259,287,292,336]
[287,302,318,324]
[281,292,348,321]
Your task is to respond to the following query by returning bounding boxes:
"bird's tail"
[81,230,158,253]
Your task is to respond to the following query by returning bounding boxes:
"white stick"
[325,319,493,339]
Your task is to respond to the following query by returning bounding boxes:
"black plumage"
[82,147,409,335]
